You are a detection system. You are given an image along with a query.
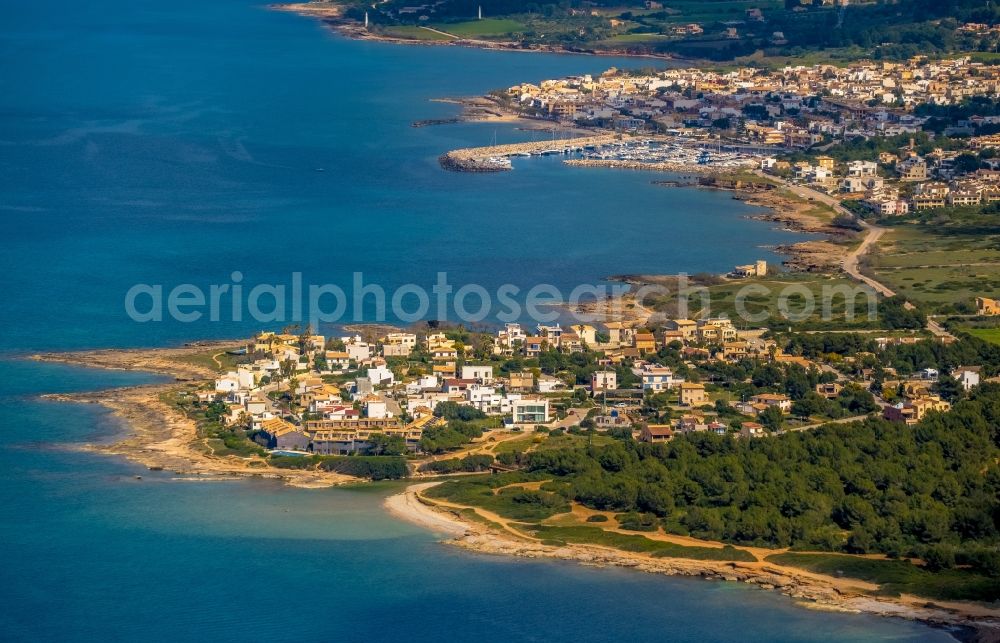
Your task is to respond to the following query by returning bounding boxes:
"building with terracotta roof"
[640,424,673,443]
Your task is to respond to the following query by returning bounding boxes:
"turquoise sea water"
[0,1,954,640]
[0,361,955,642]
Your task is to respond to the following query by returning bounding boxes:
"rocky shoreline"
[558,160,854,275]
[660,172,854,274]
[438,153,510,173]
[386,484,1000,641]
[32,348,358,489]
[730,182,854,273]
[30,341,240,380]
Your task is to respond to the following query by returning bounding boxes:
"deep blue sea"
[0,1,953,640]
[0,0,813,351]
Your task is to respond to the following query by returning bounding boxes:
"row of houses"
[639,420,768,443]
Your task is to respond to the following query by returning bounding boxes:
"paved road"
[760,173,959,341]
[551,407,590,429]
[762,172,895,296]
[817,362,848,382]
[842,222,895,297]
[418,26,459,39]
[777,414,870,435]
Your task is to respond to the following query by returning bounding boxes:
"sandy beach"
[386,482,1000,639]
[270,2,344,19]
[384,482,470,537]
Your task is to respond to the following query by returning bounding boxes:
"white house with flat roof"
[952,366,981,391]
[460,365,493,384]
[638,365,684,392]
[367,365,395,387]
[512,397,550,425]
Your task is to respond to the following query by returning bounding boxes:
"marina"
[441,135,764,173]
[576,140,760,169]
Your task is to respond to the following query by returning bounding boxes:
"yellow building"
[697,319,738,343]
[665,319,698,341]
[678,382,708,407]
[976,297,1000,316]
[884,396,950,425]
[570,324,597,345]
[508,371,536,392]
[634,332,656,354]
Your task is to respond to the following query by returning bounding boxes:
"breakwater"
[440,134,622,172]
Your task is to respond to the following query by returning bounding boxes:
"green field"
[381,26,455,41]
[867,226,1000,312]
[876,265,1000,306]
[431,19,524,38]
[766,553,1000,602]
[732,46,871,70]
[648,274,882,331]
[492,431,615,457]
[605,33,672,43]
[969,52,1000,64]
[535,432,615,451]
[797,201,840,225]
[872,249,1000,268]
[965,327,1000,345]
[645,0,783,24]
[529,525,758,562]
[425,474,570,522]
[176,346,242,372]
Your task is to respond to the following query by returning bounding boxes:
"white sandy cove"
[383,482,469,537]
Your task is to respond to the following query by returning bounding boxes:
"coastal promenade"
[440,133,621,171]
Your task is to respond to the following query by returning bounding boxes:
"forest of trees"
[766,1,1000,59]
[516,384,1000,577]
[784,331,1000,380]
[420,420,487,454]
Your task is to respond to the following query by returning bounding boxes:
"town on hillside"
[493,56,1000,217]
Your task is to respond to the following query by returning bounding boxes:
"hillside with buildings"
[284,0,1000,61]
[163,319,1000,611]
